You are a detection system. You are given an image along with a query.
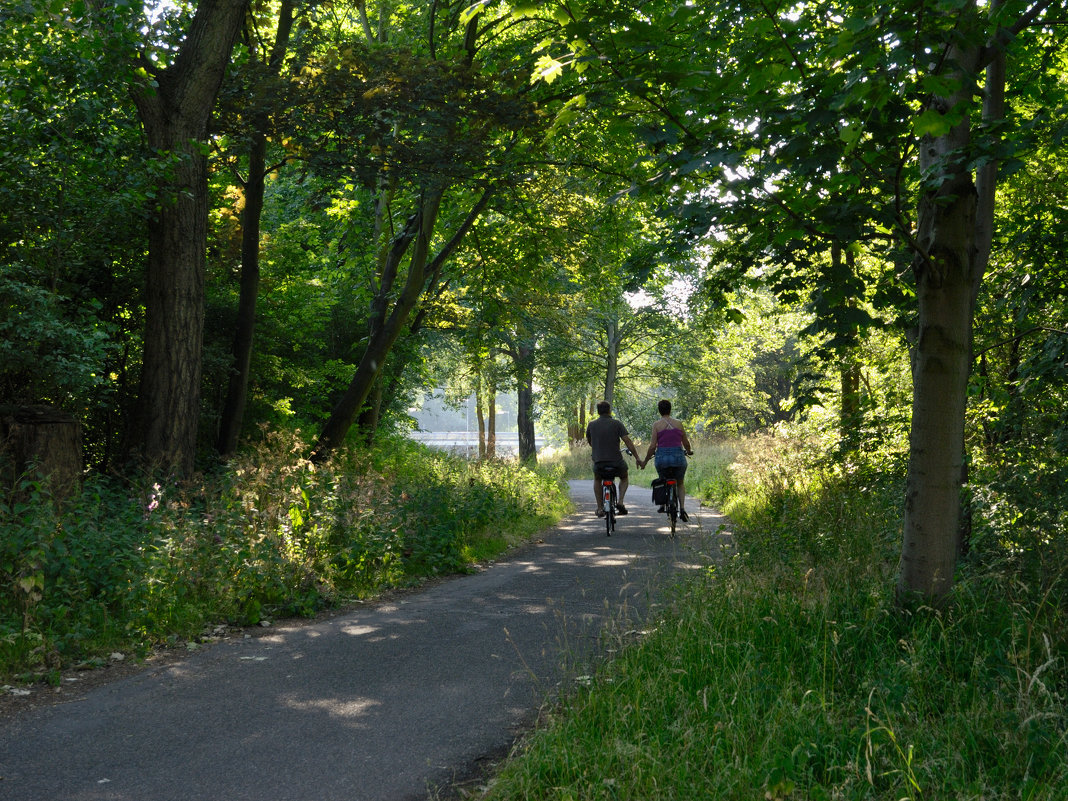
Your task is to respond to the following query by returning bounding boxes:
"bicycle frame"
[665,478,678,536]
[601,477,617,535]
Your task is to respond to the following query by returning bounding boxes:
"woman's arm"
[643,425,659,464]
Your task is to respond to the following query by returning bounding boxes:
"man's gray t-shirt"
[586,415,629,463]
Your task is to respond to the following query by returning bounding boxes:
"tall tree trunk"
[486,374,497,458]
[898,17,1006,604]
[900,232,976,603]
[217,134,265,456]
[841,362,861,439]
[217,0,295,457]
[476,379,486,459]
[516,341,536,464]
[567,400,584,447]
[125,0,248,475]
[132,135,207,475]
[603,320,620,404]
[832,244,863,442]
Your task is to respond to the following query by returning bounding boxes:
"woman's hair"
[658,399,672,416]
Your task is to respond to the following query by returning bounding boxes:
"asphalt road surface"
[0,480,730,801]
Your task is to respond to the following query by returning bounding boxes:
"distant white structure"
[407,390,547,457]
[407,431,546,457]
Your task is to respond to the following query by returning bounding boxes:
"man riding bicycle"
[585,401,641,517]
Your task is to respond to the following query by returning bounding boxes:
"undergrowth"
[478,431,1068,800]
[0,431,571,682]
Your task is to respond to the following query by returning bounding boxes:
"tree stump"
[0,405,83,502]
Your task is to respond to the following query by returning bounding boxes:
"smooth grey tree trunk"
[897,2,1015,603]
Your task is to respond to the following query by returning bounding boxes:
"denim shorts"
[655,447,688,476]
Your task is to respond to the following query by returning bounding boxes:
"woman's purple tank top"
[659,424,684,448]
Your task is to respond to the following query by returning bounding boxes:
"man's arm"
[623,434,641,461]
[642,427,658,466]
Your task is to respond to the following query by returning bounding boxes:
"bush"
[0,430,571,680]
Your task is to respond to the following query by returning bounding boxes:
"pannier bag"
[651,478,669,506]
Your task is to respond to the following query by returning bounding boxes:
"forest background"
[2,0,1067,797]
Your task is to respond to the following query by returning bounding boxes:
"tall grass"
[541,438,736,494]
[478,433,1068,800]
[0,431,571,681]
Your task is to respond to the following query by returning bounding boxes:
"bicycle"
[662,474,679,536]
[653,451,692,537]
[599,464,620,536]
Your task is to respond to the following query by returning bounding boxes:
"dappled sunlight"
[339,624,379,637]
[578,551,632,567]
[250,633,287,646]
[282,695,382,722]
[670,559,705,571]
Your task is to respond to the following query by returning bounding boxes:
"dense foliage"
[0,435,569,680]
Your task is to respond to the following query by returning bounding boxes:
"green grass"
[0,430,572,682]
[541,443,604,481]
[477,434,1068,800]
[541,439,735,491]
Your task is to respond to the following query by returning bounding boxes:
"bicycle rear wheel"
[667,484,677,536]
[603,482,615,536]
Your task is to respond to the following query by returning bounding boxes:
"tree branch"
[973,326,1067,359]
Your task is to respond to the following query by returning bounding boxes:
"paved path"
[0,481,730,801]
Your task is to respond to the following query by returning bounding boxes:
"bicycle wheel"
[667,483,677,536]
[603,482,614,536]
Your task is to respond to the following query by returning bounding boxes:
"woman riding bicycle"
[639,399,693,521]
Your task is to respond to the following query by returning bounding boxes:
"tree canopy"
[2,0,1067,605]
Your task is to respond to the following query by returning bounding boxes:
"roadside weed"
[0,431,570,680]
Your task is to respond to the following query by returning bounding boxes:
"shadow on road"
[0,481,732,801]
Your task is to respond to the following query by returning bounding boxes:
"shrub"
[0,430,571,680]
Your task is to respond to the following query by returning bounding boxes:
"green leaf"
[839,122,862,152]
[920,73,961,97]
[459,2,487,26]
[913,109,952,139]
[533,55,564,85]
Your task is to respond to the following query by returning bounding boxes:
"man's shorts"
[593,459,629,482]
